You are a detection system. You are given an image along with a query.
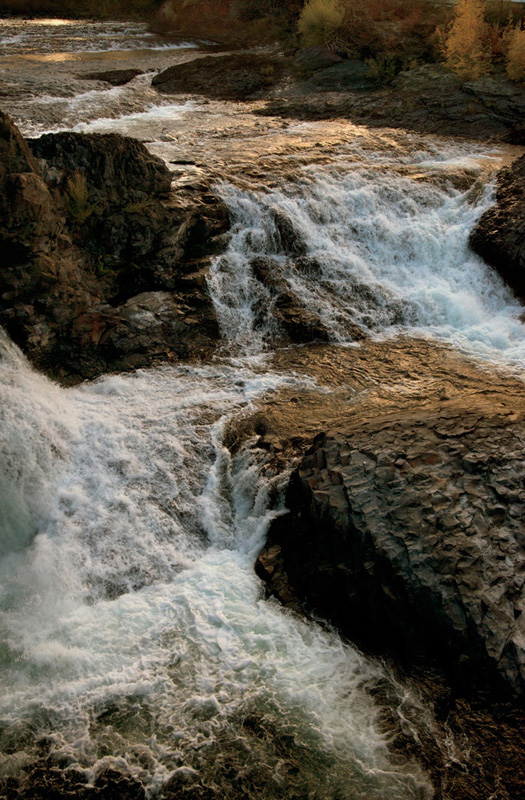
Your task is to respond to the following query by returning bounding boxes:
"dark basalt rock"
[271,210,307,257]
[250,256,331,344]
[309,60,373,91]
[152,54,286,101]
[258,396,525,699]
[0,112,229,383]
[81,68,143,86]
[259,65,525,144]
[470,154,525,302]
[294,46,343,74]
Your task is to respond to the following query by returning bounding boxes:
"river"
[0,18,523,800]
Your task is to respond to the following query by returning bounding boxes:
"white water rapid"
[0,17,523,800]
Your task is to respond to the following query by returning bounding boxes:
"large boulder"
[152,53,287,101]
[243,341,525,699]
[0,113,229,382]
[469,154,525,301]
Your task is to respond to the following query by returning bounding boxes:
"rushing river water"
[0,18,523,800]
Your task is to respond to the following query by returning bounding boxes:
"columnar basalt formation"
[234,342,525,698]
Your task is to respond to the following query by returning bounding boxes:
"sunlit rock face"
[254,342,525,698]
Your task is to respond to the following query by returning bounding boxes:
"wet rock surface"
[80,68,144,86]
[251,256,331,344]
[152,53,288,102]
[228,339,525,800]
[247,341,525,698]
[470,153,525,301]
[0,113,228,382]
[261,64,525,144]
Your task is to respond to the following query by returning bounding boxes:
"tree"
[506,27,525,83]
[444,0,492,80]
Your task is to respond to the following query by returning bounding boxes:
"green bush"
[366,54,400,86]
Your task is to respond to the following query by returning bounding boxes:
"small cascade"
[209,160,525,364]
[0,17,521,799]
[0,330,77,559]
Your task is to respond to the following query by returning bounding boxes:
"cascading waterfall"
[0,336,431,799]
[0,17,523,800]
[209,161,525,363]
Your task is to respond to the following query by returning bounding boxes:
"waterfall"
[208,162,525,364]
[0,17,522,799]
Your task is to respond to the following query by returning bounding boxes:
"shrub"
[506,27,525,83]
[444,0,492,80]
[64,171,94,225]
[298,0,345,47]
[366,54,400,86]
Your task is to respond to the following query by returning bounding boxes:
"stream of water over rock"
[0,18,524,800]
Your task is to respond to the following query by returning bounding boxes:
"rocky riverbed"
[0,18,525,800]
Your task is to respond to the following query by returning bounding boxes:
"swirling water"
[0,17,523,800]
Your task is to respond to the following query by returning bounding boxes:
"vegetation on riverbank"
[295,0,525,82]
[1,0,524,84]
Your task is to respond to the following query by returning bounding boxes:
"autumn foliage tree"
[506,27,525,83]
[444,0,492,80]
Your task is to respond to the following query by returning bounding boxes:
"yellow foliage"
[298,0,345,47]
[64,171,93,224]
[506,27,525,83]
[444,0,492,80]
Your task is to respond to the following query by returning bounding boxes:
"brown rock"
[0,113,229,383]
[81,69,143,86]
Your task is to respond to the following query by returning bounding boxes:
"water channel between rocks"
[0,18,524,800]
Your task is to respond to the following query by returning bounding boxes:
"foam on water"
[209,152,525,367]
[8,72,193,138]
[0,19,521,796]
[0,342,430,798]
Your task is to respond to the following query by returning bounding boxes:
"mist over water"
[0,17,523,799]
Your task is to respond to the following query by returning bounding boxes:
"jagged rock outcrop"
[250,256,331,343]
[0,112,229,382]
[260,65,525,144]
[470,154,525,301]
[239,341,525,698]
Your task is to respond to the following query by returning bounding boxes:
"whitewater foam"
[0,342,430,797]
[209,154,525,367]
